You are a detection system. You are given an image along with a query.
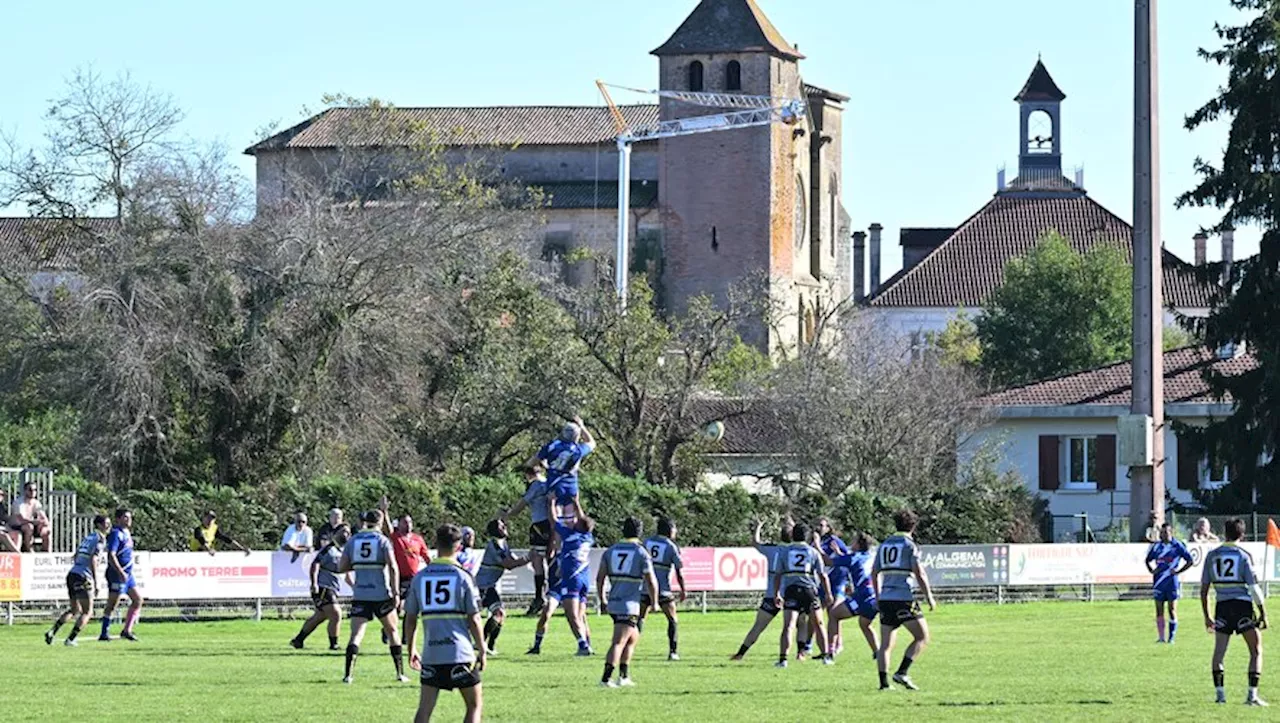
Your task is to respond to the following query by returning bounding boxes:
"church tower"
[1013,59,1067,186]
[652,0,815,351]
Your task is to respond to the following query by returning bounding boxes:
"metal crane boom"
[602,82,792,111]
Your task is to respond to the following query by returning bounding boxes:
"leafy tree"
[1177,0,1280,506]
[976,232,1131,386]
[926,311,982,371]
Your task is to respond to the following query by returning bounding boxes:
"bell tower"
[1014,59,1067,185]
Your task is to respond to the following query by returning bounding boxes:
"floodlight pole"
[1131,0,1165,540]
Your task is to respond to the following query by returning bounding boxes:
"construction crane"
[595,81,807,308]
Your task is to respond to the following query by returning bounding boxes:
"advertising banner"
[270,551,352,598]
[21,552,108,601]
[680,547,715,592]
[920,545,1010,588]
[146,552,272,599]
[711,547,770,592]
[0,553,20,602]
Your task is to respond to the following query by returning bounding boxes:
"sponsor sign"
[21,552,108,601]
[0,554,20,601]
[146,552,272,599]
[270,551,352,598]
[921,545,1010,588]
[712,547,770,591]
[680,547,715,592]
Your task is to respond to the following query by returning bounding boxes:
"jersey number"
[613,550,631,573]
[881,546,901,566]
[790,551,807,570]
[649,545,661,560]
[358,540,373,560]
[1214,557,1238,580]
[431,579,452,605]
[552,450,575,472]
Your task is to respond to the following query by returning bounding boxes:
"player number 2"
[1214,557,1237,580]
[790,551,807,569]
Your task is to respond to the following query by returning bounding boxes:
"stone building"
[245,0,849,352]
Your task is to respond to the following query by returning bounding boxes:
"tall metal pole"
[615,139,633,310]
[1131,0,1165,539]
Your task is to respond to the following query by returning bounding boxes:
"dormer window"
[688,61,704,92]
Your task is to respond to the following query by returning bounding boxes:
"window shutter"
[1097,435,1117,490]
[1176,432,1200,491]
[1038,436,1060,490]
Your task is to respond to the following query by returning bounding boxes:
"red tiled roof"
[245,105,660,154]
[652,0,803,59]
[978,346,1256,407]
[868,193,1214,309]
[681,396,787,455]
[0,217,113,272]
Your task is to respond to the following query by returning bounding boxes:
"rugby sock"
[620,663,629,680]
[345,645,359,678]
[328,635,338,650]
[668,620,679,654]
[390,645,404,676]
[602,663,615,683]
[896,656,914,675]
[1249,671,1261,694]
[532,633,544,651]
[798,636,811,653]
[1155,616,1166,641]
[534,575,546,600]
[637,617,644,633]
[879,671,890,688]
[735,643,751,657]
[50,619,65,635]
[1213,669,1225,688]
[67,623,82,642]
[1168,618,1178,642]
[484,618,497,646]
[99,615,111,639]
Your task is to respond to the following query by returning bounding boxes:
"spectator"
[316,508,345,549]
[10,481,51,552]
[1191,517,1221,543]
[281,512,314,562]
[0,500,17,552]
[1142,513,1160,543]
[190,511,251,556]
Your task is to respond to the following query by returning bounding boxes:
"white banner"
[146,552,273,599]
[1008,542,1271,585]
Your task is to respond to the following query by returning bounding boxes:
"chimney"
[1222,226,1235,285]
[1074,168,1085,188]
[1193,231,1208,266]
[852,231,867,301]
[869,223,883,294]
[997,168,1007,191]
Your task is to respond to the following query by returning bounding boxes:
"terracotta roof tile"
[978,346,1256,407]
[0,217,113,272]
[652,0,803,59]
[245,105,660,154]
[681,396,787,455]
[868,192,1215,309]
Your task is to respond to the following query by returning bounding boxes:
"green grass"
[1,601,1273,721]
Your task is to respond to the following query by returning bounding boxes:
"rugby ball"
[704,421,726,442]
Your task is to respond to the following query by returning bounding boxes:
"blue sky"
[0,0,1256,277]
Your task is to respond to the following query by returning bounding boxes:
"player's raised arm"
[377,496,393,537]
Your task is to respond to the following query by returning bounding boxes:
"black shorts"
[783,584,819,612]
[350,599,397,621]
[398,579,413,602]
[421,662,482,691]
[312,588,338,610]
[480,586,502,613]
[1214,599,1259,635]
[759,596,781,616]
[879,600,923,629]
[529,521,552,551]
[640,592,675,610]
[611,614,639,627]
[66,572,93,601]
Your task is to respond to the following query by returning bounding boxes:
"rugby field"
[0,601,1272,721]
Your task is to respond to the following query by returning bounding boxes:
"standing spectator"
[281,512,314,562]
[10,481,51,552]
[376,496,430,643]
[1191,517,1221,543]
[190,511,251,556]
[316,508,345,549]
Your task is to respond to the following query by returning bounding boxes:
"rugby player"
[99,508,142,642]
[533,416,595,522]
[458,526,481,578]
[405,524,486,723]
[338,510,405,684]
[1201,518,1268,706]
[1145,522,1193,643]
[291,526,350,651]
[772,522,833,667]
[528,516,595,655]
[873,509,936,691]
[816,518,850,655]
[474,518,530,654]
[598,517,659,687]
[46,514,109,646]
[825,532,879,657]
[730,519,791,661]
[500,462,552,615]
[640,517,687,660]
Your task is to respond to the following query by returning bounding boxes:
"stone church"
[245,0,850,351]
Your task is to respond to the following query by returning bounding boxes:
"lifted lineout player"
[731,519,791,660]
[1201,517,1268,706]
[291,526,351,650]
[772,522,834,667]
[501,462,552,615]
[640,517,687,661]
[598,517,659,688]
[873,509,936,691]
[1145,522,1193,643]
[528,516,596,655]
[405,524,487,723]
[534,417,594,523]
[100,508,142,642]
[338,510,405,684]
[474,518,531,655]
[824,532,880,658]
[46,514,109,646]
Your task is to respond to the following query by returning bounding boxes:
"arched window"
[688,61,704,92]
[726,60,742,91]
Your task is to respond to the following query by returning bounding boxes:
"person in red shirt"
[377,498,431,613]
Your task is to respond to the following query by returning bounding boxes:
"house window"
[688,61,704,92]
[1200,454,1230,490]
[726,61,742,91]
[1066,436,1098,489]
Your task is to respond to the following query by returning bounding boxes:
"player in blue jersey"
[338,510,405,684]
[475,518,530,655]
[825,532,880,657]
[99,508,143,642]
[816,517,850,655]
[771,522,834,667]
[501,462,553,615]
[291,526,351,651]
[533,416,595,522]
[528,516,596,655]
[598,517,659,687]
[1145,522,1194,643]
[405,524,487,723]
[731,518,793,660]
[45,514,110,647]
[1201,518,1269,706]
[873,509,936,691]
[640,517,687,660]
[457,526,480,578]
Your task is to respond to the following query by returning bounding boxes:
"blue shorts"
[551,478,579,505]
[1153,585,1180,602]
[828,571,850,597]
[554,574,589,602]
[106,573,136,595]
[845,595,878,620]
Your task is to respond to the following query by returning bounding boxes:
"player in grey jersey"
[45,515,109,646]
[731,518,794,660]
[597,517,659,688]
[290,526,351,651]
[475,518,530,655]
[339,510,405,684]
[872,509,936,691]
[771,522,833,667]
[405,524,486,723]
[501,463,553,615]
[640,517,688,660]
[1201,517,1268,706]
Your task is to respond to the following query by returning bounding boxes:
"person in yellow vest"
[191,511,251,556]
